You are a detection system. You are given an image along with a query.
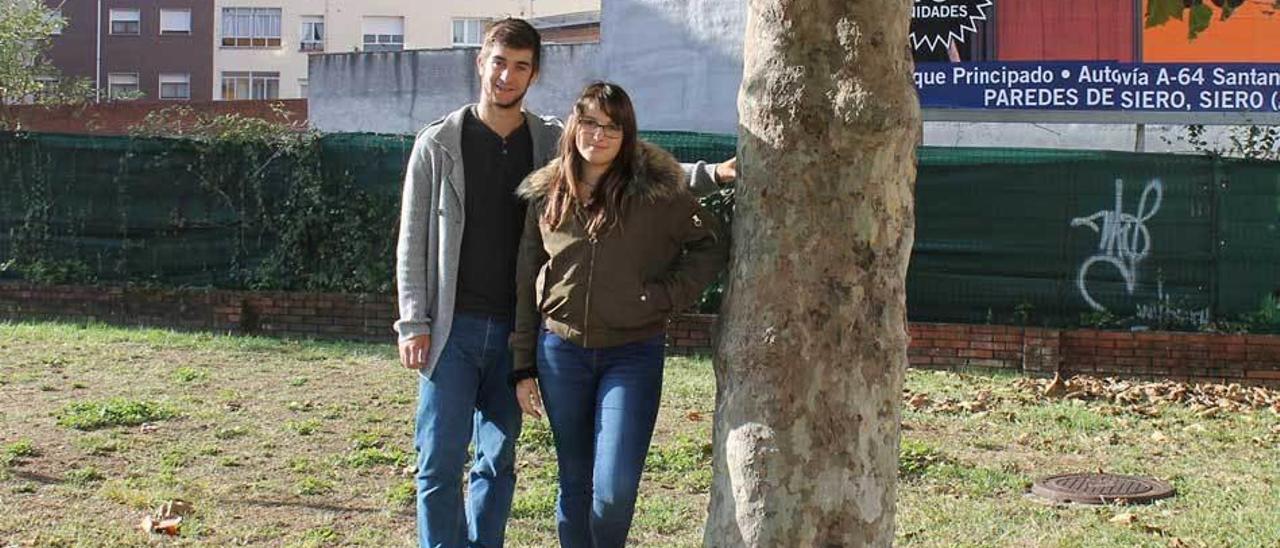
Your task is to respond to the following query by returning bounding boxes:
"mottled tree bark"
[705,0,919,546]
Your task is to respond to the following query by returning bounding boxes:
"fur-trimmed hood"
[516,140,687,203]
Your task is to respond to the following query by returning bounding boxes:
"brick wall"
[3,282,1278,386]
[541,25,600,44]
[0,99,308,136]
[667,314,718,355]
[907,323,1280,386]
[0,282,391,342]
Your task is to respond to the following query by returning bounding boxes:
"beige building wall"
[213,0,598,99]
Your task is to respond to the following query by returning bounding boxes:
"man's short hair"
[479,18,542,74]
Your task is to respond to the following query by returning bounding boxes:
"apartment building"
[44,0,216,101]
[212,0,599,100]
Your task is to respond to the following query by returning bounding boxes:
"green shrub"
[57,399,177,430]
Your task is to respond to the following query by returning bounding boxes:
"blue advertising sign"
[909,0,1280,121]
[916,62,1280,114]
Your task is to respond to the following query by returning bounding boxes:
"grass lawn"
[1,321,1277,547]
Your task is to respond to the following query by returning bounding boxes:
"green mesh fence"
[2,130,1278,328]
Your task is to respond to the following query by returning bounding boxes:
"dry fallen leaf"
[140,514,182,536]
[907,393,931,410]
[1151,431,1169,443]
[1110,512,1139,525]
[1167,538,1190,548]
[156,516,182,535]
[139,499,192,536]
[1044,373,1067,398]
[1140,523,1167,535]
[163,500,194,516]
[685,410,703,422]
[1017,374,1279,415]
[1133,406,1161,417]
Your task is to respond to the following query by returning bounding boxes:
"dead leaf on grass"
[139,499,193,536]
[1044,373,1066,398]
[1132,405,1162,417]
[162,499,194,516]
[1019,375,1280,415]
[1140,523,1167,535]
[1109,512,1138,525]
[140,514,182,536]
[1195,406,1221,419]
[1105,432,1121,445]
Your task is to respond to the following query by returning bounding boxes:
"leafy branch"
[1145,0,1280,40]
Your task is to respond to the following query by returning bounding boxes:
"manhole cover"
[1031,473,1175,505]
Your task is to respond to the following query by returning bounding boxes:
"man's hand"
[516,378,544,419]
[715,157,737,185]
[399,335,431,369]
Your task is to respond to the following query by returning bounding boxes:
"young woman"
[509,82,728,546]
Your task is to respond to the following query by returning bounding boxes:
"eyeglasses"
[578,117,623,139]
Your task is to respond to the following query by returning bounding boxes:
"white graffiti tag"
[1070,179,1164,311]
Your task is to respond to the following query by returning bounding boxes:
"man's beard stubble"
[489,87,527,110]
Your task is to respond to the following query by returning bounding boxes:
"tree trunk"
[704,0,919,546]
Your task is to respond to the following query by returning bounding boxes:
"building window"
[159,73,191,99]
[221,7,281,48]
[298,78,308,98]
[221,71,279,100]
[107,73,140,98]
[34,76,60,100]
[300,16,324,51]
[110,9,140,35]
[362,16,404,52]
[160,9,191,35]
[452,18,486,47]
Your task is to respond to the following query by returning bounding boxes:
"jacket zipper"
[583,234,598,347]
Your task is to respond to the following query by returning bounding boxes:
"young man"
[394,18,734,547]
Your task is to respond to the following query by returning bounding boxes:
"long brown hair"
[539,82,639,235]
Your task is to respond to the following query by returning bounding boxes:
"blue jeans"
[414,313,521,548]
[537,331,665,548]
